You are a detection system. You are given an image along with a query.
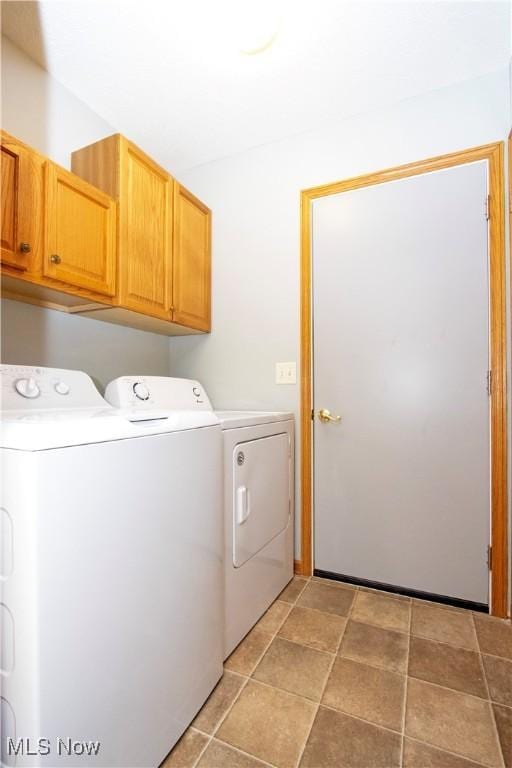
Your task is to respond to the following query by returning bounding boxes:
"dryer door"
[233,432,290,568]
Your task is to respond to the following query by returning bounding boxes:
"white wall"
[0,37,171,389]
[1,36,115,167]
[1,299,171,391]
[170,67,511,559]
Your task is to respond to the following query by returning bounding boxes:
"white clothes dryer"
[105,377,294,658]
[0,365,223,767]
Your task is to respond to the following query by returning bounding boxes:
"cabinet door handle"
[50,254,61,264]
[19,242,31,254]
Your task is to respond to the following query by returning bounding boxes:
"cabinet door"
[120,141,172,318]
[172,183,211,331]
[1,137,44,271]
[45,163,116,297]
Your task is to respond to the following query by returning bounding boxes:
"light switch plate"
[276,362,297,384]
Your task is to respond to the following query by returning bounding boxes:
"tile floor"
[162,576,512,768]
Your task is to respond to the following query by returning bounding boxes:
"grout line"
[254,602,292,640]
[277,576,311,607]
[472,611,512,625]
[208,737,277,768]
[338,648,407,676]
[189,728,212,768]
[319,701,407,737]
[400,595,412,768]
[225,631,274,677]
[410,629,481,653]
[347,617,409,636]
[267,633,336,658]
[286,597,386,626]
[479,649,512,663]
[292,582,356,768]
[334,650,407,678]
[193,582,310,766]
[196,584,308,767]
[359,589,412,603]
[406,673,504,707]
[410,597,472,613]
[210,673,250,738]
[311,576,361,592]
[406,670,504,703]
[190,667,252,767]
[471,612,506,768]
[404,735,494,768]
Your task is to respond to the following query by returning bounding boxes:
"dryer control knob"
[15,377,40,399]
[133,382,150,401]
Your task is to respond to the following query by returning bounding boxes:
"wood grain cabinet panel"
[1,135,44,271]
[45,163,116,297]
[122,142,172,317]
[72,135,173,320]
[173,183,211,331]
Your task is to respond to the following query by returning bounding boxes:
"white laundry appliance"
[104,376,294,658]
[0,365,223,768]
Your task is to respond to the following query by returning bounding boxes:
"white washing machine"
[0,365,223,767]
[105,376,294,658]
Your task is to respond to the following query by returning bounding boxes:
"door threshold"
[313,569,489,613]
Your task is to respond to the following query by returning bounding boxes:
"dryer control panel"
[105,376,213,411]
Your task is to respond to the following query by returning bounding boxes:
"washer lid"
[215,411,294,429]
[0,408,220,451]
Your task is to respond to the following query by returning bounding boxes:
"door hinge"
[485,194,491,221]
[487,370,492,396]
[487,545,492,571]
[311,409,315,421]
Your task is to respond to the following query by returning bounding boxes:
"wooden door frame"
[299,143,509,618]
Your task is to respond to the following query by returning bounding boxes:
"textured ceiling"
[1,0,510,172]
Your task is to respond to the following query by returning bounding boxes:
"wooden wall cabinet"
[1,131,115,311]
[1,133,44,272]
[72,135,173,320]
[45,163,116,297]
[72,134,212,331]
[173,182,211,332]
[2,131,211,335]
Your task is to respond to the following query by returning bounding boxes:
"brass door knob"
[317,408,342,424]
[19,242,31,254]
[50,254,61,264]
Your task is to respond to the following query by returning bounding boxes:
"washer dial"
[15,377,40,399]
[54,381,70,395]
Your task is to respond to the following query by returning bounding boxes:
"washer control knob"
[54,381,70,395]
[15,377,40,399]
[192,386,201,397]
[133,382,150,401]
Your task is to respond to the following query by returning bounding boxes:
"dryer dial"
[133,382,150,401]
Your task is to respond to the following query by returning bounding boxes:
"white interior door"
[312,161,490,604]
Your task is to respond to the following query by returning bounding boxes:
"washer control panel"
[105,376,213,411]
[0,365,107,411]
